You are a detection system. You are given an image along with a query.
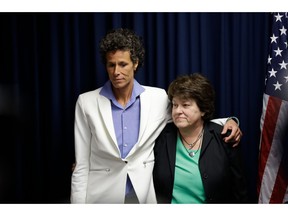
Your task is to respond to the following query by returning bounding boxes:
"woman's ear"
[134,61,139,71]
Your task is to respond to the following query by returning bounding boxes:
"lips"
[113,78,124,83]
[174,116,186,121]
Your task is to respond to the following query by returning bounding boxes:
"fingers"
[221,118,243,146]
[223,127,243,144]
[72,163,76,172]
[221,119,236,136]
[232,133,242,147]
[224,127,236,142]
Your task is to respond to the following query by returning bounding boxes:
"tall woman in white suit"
[70,28,242,204]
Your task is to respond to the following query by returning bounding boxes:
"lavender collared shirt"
[100,79,145,196]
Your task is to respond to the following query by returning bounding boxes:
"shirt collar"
[100,79,145,104]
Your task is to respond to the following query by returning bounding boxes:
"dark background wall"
[0,12,270,203]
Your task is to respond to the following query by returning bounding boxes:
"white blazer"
[70,85,170,203]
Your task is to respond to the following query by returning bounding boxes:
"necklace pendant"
[189,151,195,157]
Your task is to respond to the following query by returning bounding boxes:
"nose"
[174,105,184,113]
[113,65,120,75]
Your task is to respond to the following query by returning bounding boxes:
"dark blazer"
[153,122,248,203]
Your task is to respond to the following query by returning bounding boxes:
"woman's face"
[106,50,138,90]
[171,96,204,129]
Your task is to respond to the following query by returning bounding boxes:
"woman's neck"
[179,121,204,139]
[179,122,204,150]
[112,84,133,108]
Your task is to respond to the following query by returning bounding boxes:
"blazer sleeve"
[70,95,92,203]
[203,123,248,203]
[225,144,249,203]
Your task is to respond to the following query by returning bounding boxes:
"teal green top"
[171,134,206,204]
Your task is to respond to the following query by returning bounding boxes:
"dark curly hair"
[168,73,215,121]
[99,28,145,73]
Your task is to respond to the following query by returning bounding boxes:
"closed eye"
[119,62,128,67]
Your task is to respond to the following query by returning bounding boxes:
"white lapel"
[97,96,119,150]
[138,90,151,144]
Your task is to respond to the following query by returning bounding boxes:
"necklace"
[179,128,204,150]
[179,128,204,157]
[188,139,202,157]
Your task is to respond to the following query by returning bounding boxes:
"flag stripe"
[258,94,282,203]
[258,95,281,182]
[270,156,288,203]
[284,187,288,203]
[270,100,288,203]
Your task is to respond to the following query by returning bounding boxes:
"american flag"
[257,12,288,203]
